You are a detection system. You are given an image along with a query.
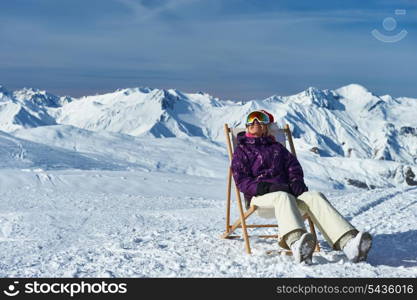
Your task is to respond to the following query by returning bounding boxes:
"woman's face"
[247,120,268,137]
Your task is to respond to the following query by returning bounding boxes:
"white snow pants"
[251,191,357,250]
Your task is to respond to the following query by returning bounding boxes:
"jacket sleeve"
[281,145,305,183]
[231,146,258,197]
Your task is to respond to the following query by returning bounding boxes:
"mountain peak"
[335,83,371,99]
[304,86,326,98]
[14,87,49,98]
[115,86,155,96]
[290,86,341,109]
[305,86,321,92]
[13,87,61,108]
[340,83,368,90]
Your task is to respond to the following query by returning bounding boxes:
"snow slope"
[13,125,227,178]
[0,130,124,170]
[0,169,415,277]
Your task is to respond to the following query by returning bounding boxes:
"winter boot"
[343,231,372,263]
[290,232,315,264]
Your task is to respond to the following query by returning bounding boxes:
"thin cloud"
[115,0,200,23]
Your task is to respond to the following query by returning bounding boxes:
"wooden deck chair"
[222,123,321,255]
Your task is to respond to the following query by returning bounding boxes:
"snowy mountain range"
[0,83,416,188]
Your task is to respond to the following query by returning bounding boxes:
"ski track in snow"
[0,170,416,277]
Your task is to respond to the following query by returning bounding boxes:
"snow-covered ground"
[0,83,416,277]
[0,167,416,277]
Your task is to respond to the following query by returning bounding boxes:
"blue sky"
[1,0,416,100]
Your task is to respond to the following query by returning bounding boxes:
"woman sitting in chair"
[231,110,372,264]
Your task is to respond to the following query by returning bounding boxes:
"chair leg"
[307,216,321,252]
[234,186,251,254]
[225,167,232,233]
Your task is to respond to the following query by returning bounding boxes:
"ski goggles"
[245,111,271,126]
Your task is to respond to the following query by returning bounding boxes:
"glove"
[290,180,308,197]
[256,182,291,196]
[268,183,291,194]
[256,182,272,196]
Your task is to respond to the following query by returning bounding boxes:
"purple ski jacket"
[231,132,307,201]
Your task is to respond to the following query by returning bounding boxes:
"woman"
[231,110,372,264]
